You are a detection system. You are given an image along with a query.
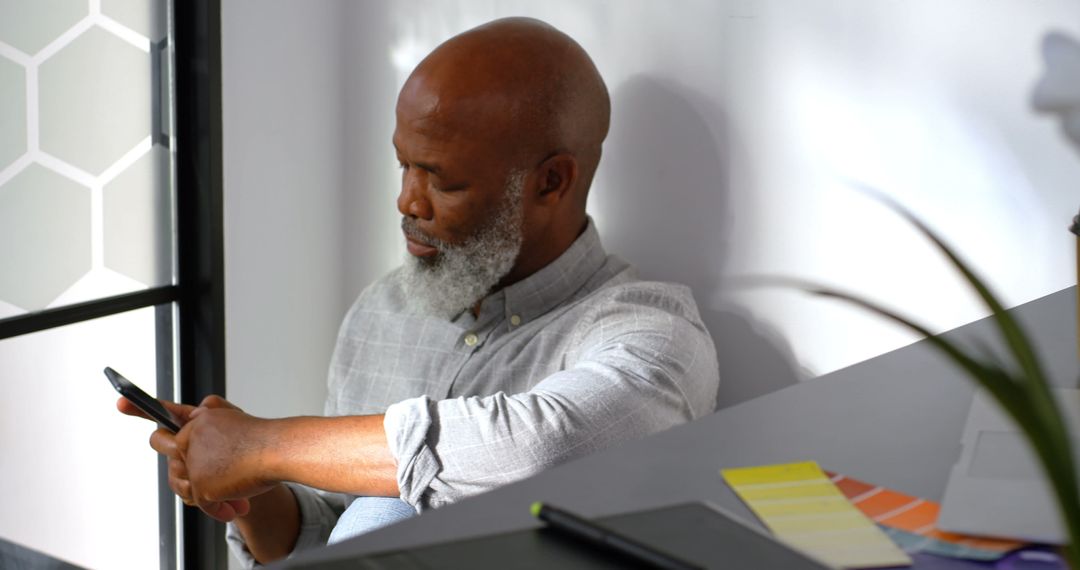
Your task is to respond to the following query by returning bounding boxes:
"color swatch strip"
[722,461,912,569]
[825,471,1025,561]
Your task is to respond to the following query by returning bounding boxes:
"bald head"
[399,17,611,200]
[394,19,611,290]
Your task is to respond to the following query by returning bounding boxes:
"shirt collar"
[485,217,607,328]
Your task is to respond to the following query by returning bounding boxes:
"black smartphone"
[104,367,181,433]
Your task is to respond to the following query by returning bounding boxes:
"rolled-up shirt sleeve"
[384,285,719,510]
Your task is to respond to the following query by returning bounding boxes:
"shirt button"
[510,315,522,327]
[464,333,479,347]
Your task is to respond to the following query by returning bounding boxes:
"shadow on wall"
[598,75,806,410]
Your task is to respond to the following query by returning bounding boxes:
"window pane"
[0,305,164,570]
[0,0,173,320]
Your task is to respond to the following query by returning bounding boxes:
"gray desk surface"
[280,287,1079,568]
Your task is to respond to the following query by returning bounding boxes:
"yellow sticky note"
[721,461,911,569]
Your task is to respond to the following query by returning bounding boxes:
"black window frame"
[174,0,227,568]
[0,0,226,568]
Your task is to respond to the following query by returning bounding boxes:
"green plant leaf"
[859,191,1050,394]
[744,276,1023,407]
[861,194,1080,548]
[749,274,1080,567]
[744,189,1080,566]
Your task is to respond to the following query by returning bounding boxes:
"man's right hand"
[116,396,253,521]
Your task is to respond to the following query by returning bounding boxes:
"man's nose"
[397,171,433,220]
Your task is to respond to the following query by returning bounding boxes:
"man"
[119,17,719,566]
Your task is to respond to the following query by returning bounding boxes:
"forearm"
[264,414,399,497]
[229,415,396,564]
[233,484,300,564]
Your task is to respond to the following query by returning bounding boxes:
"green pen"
[531,502,702,570]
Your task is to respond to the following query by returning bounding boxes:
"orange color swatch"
[826,471,1024,553]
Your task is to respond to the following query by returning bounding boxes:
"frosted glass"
[0,0,85,55]
[104,146,173,286]
[0,164,91,310]
[0,55,25,170]
[0,306,163,570]
[39,26,153,176]
[0,2,174,317]
[102,0,168,42]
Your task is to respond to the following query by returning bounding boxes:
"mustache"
[401,217,440,247]
[401,216,429,243]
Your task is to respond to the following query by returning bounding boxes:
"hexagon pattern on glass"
[0,0,86,55]
[0,55,26,170]
[39,26,152,176]
[104,146,172,286]
[102,0,168,43]
[0,164,91,310]
[0,3,171,315]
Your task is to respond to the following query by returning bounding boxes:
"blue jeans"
[327,497,417,544]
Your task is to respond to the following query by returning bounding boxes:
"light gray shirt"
[227,221,720,562]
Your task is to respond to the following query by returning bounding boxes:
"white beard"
[397,172,526,319]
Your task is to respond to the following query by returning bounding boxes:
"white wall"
[338,0,1080,408]
[222,0,1080,419]
[221,0,346,418]
[221,3,349,566]
[341,0,401,297]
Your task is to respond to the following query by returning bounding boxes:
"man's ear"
[535,152,579,204]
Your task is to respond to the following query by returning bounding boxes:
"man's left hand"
[178,396,280,506]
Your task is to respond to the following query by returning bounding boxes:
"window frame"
[173,0,227,567]
[0,1,226,568]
